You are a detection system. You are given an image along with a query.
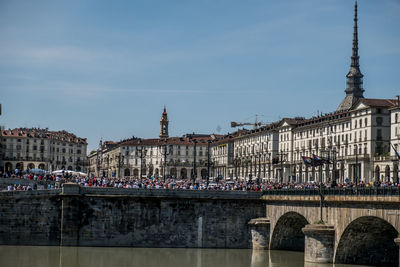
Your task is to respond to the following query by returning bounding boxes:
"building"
[209,1,399,184]
[209,131,243,180]
[88,140,119,178]
[88,108,216,179]
[87,2,400,183]
[0,128,88,174]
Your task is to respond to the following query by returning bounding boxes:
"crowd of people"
[1,171,399,192]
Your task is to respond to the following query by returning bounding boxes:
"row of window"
[4,145,82,154]
[3,139,83,148]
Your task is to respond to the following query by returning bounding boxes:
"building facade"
[0,128,88,174]
[210,1,400,184]
[88,108,215,180]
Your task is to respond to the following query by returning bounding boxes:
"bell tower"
[160,106,169,138]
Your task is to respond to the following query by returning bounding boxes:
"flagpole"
[319,163,324,222]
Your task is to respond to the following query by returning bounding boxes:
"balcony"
[345,154,370,161]
[373,155,391,162]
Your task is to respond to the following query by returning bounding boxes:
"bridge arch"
[335,216,398,266]
[270,211,309,251]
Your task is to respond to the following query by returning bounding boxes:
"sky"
[0,0,399,152]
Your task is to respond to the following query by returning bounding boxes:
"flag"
[391,143,400,160]
[302,156,313,167]
[313,154,323,166]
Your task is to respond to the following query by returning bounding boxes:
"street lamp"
[248,157,253,183]
[207,140,211,186]
[160,138,171,182]
[257,150,262,184]
[354,145,359,185]
[233,158,240,181]
[277,152,287,183]
[192,139,197,183]
[137,146,147,179]
[117,153,122,179]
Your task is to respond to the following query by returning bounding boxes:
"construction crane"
[231,115,262,129]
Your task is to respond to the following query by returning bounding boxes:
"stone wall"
[0,186,265,248]
[0,189,62,245]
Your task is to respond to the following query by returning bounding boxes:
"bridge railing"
[262,187,400,196]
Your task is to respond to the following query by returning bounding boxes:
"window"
[376,117,383,126]
[33,146,37,151]
[377,129,382,141]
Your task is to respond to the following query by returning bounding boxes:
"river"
[0,246,370,267]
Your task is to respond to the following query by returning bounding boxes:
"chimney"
[397,95,400,107]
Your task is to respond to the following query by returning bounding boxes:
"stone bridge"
[259,190,400,267]
[2,183,400,266]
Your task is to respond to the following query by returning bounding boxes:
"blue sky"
[1,0,399,152]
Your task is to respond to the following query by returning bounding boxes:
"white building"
[88,108,215,180]
[1,128,88,174]
[232,125,279,181]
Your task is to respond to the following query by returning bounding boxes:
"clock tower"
[160,106,169,139]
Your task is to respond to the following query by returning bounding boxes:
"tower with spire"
[159,106,169,139]
[337,0,365,111]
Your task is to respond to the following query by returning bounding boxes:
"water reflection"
[0,246,371,267]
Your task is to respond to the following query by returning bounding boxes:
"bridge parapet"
[262,194,400,203]
[262,187,400,196]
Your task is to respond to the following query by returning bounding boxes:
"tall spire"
[351,0,359,69]
[337,0,365,111]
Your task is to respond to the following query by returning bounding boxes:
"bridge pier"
[302,224,335,263]
[248,218,270,250]
[60,183,82,246]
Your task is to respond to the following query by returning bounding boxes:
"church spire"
[337,0,365,111]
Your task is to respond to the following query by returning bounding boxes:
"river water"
[0,246,369,267]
